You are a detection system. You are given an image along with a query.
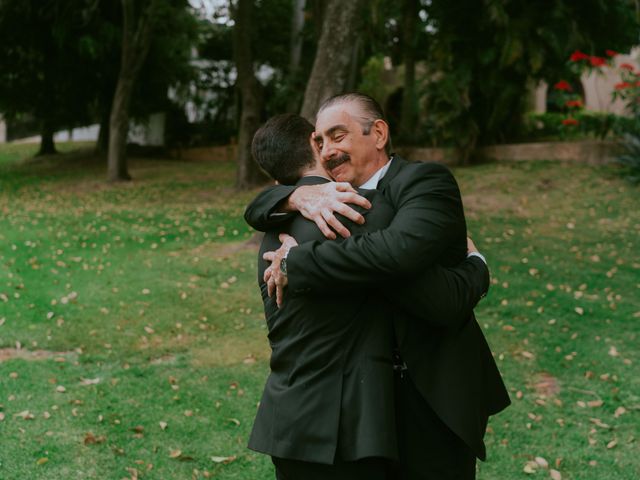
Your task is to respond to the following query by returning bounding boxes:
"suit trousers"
[394,370,476,480]
[272,455,393,480]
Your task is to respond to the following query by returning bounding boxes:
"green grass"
[0,143,638,479]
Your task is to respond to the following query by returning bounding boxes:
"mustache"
[325,153,350,171]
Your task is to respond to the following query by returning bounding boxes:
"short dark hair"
[318,92,392,154]
[251,114,315,185]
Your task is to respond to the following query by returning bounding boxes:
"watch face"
[280,257,287,275]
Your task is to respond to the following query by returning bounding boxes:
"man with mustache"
[245,94,510,479]
[247,112,493,479]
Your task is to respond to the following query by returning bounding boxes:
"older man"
[247,112,492,479]
[245,94,510,479]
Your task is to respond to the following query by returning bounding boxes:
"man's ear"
[372,119,389,152]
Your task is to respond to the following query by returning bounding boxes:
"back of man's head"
[317,93,392,154]
[252,114,315,185]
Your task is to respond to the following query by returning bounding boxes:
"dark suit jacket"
[249,175,399,464]
[244,157,511,460]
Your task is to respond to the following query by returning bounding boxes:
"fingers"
[263,251,276,262]
[467,236,478,254]
[263,266,273,283]
[276,283,284,308]
[278,233,297,247]
[332,202,364,225]
[267,275,275,298]
[312,214,336,240]
[334,182,357,194]
[337,192,371,210]
[322,208,350,238]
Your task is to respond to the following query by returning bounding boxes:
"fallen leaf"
[535,456,549,468]
[159,421,168,430]
[211,455,237,464]
[549,469,562,480]
[614,406,627,418]
[84,432,106,445]
[589,418,610,429]
[36,457,49,465]
[15,410,35,420]
[523,461,537,474]
[227,418,240,426]
[80,377,100,386]
[587,400,603,408]
[606,440,617,449]
[169,449,182,459]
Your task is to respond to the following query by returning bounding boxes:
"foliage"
[521,112,636,141]
[419,0,638,156]
[0,144,638,478]
[0,0,198,147]
[0,1,104,130]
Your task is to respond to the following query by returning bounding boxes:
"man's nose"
[321,142,335,160]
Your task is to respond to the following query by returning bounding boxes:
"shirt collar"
[358,156,393,189]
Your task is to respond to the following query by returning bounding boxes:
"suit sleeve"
[244,184,298,231]
[287,163,466,293]
[386,256,490,330]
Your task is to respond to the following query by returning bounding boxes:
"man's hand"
[467,236,479,255]
[286,183,371,240]
[263,233,299,307]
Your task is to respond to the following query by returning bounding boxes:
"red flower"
[554,80,573,91]
[620,63,635,71]
[590,56,607,67]
[565,100,583,108]
[615,82,632,90]
[562,118,579,126]
[605,50,618,57]
[570,50,589,62]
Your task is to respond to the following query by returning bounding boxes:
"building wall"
[534,48,639,115]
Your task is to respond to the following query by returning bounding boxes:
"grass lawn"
[0,143,638,479]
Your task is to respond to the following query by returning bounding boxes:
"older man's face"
[313,102,380,187]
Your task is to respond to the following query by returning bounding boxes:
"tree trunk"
[285,0,307,112]
[234,0,267,189]
[107,0,159,182]
[300,0,366,122]
[289,0,306,74]
[96,107,110,154]
[399,0,419,143]
[37,119,57,156]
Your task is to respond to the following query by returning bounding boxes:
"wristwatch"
[280,256,288,276]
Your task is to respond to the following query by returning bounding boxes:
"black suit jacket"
[249,175,399,464]
[245,157,511,460]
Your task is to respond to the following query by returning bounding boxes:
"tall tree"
[285,0,307,112]
[233,0,267,189]
[107,0,160,181]
[399,0,419,143]
[0,0,99,155]
[300,0,367,121]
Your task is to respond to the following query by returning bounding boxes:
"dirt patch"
[190,336,270,367]
[0,348,76,362]
[187,234,262,260]
[531,371,560,397]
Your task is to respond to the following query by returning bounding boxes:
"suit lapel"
[377,155,407,192]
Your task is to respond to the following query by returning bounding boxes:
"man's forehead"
[315,102,362,133]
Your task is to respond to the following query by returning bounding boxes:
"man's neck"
[358,155,392,188]
[301,166,331,180]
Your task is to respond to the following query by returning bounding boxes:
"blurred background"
[0,1,639,479]
[1,0,640,183]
